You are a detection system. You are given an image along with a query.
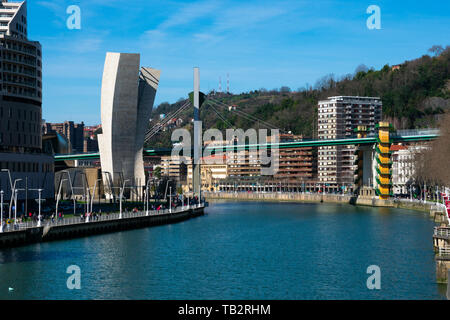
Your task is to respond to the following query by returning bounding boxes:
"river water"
[0,201,446,299]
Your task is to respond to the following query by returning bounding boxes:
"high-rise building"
[317,96,382,191]
[0,0,42,151]
[0,0,54,201]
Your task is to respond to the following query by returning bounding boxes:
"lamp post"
[181,193,184,209]
[90,179,102,214]
[55,179,67,222]
[0,190,3,233]
[37,189,42,227]
[119,180,129,219]
[10,179,22,220]
[77,172,90,219]
[169,186,172,213]
[13,189,18,226]
[29,188,44,227]
[145,178,152,216]
[62,170,76,216]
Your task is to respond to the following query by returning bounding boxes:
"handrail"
[438,246,450,257]
[434,227,450,238]
[0,203,205,233]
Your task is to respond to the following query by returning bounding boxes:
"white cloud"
[158,0,221,30]
[37,1,67,18]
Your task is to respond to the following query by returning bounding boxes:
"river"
[0,201,446,299]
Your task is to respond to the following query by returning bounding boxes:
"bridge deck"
[54,131,438,161]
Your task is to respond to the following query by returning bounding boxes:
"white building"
[97,53,160,195]
[391,144,427,195]
[317,96,382,191]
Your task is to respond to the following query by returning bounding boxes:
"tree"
[415,113,450,187]
[153,166,162,179]
[280,86,291,93]
[354,64,369,74]
[428,45,444,56]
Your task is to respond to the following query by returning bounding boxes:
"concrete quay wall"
[205,192,352,204]
[0,207,204,248]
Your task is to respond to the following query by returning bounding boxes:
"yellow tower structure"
[375,122,393,200]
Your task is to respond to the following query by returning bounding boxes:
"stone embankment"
[0,206,204,248]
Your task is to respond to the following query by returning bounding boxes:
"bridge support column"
[193,67,201,199]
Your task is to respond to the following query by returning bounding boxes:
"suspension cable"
[206,97,284,132]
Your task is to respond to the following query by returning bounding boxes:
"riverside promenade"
[0,204,205,248]
[204,191,436,213]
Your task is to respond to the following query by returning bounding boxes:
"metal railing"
[434,227,450,238]
[0,203,205,233]
[431,203,446,211]
[437,246,450,257]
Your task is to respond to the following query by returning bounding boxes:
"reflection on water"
[0,201,446,300]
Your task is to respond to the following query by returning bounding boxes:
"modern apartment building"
[0,0,54,201]
[160,155,188,182]
[267,133,317,182]
[317,96,382,191]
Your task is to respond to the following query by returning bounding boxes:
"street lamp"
[62,170,76,216]
[119,180,129,219]
[90,179,102,214]
[10,179,22,220]
[145,178,151,216]
[76,172,90,218]
[37,189,42,227]
[29,188,44,227]
[169,186,172,213]
[55,179,67,221]
[13,189,18,226]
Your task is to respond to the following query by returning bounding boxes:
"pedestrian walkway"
[0,204,205,233]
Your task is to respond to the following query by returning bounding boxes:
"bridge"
[54,128,439,162]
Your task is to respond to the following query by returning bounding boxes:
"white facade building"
[97,53,160,195]
[391,144,428,195]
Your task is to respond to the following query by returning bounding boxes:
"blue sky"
[29,0,449,125]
